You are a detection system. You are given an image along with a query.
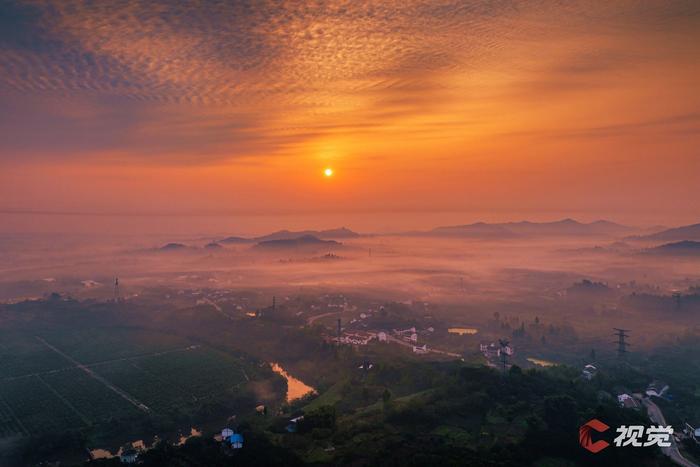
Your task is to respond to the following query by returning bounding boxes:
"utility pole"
[499,339,510,374]
[613,328,630,358]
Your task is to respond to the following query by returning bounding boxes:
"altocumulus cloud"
[0,0,698,164]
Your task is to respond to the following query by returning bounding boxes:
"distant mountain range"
[254,234,342,250]
[647,240,700,255]
[425,219,635,238]
[630,222,700,242]
[156,220,700,251]
[220,227,359,244]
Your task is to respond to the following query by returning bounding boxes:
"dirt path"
[0,344,200,382]
[35,336,151,413]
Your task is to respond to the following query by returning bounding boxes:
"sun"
[323,167,334,177]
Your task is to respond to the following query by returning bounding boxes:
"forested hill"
[115,362,669,467]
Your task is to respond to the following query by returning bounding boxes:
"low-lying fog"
[1,227,699,348]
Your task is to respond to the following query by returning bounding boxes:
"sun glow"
[324,168,333,177]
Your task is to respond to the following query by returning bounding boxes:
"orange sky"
[1,1,699,233]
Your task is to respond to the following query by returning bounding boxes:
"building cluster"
[215,427,244,452]
[337,331,375,346]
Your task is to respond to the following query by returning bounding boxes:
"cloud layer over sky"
[1,0,698,229]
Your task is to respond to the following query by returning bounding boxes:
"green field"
[97,347,248,411]
[0,327,251,439]
[0,333,71,378]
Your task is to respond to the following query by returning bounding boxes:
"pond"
[271,362,317,402]
[448,327,478,335]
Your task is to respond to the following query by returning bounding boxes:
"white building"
[617,393,639,409]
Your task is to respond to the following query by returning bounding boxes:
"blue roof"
[229,433,244,443]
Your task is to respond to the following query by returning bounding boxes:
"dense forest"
[90,359,675,466]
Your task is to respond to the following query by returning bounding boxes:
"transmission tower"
[613,328,630,358]
[113,277,120,302]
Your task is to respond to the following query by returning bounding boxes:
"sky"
[0,0,699,234]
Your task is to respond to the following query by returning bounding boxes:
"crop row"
[42,369,142,423]
[39,328,190,364]
[0,377,85,435]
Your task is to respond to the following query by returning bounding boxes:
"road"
[385,335,461,358]
[643,397,698,467]
[306,311,340,326]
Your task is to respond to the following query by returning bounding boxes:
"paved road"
[306,311,340,326]
[385,335,461,358]
[643,397,698,467]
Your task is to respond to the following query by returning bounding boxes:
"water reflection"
[271,362,316,402]
[448,327,478,335]
[527,357,556,367]
[89,427,200,460]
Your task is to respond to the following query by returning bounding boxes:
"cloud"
[0,0,698,165]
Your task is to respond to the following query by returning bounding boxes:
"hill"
[220,227,359,244]
[158,242,188,251]
[633,222,700,242]
[254,235,342,250]
[130,362,663,467]
[648,240,700,255]
[428,219,634,238]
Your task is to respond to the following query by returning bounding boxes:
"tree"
[543,395,578,453]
